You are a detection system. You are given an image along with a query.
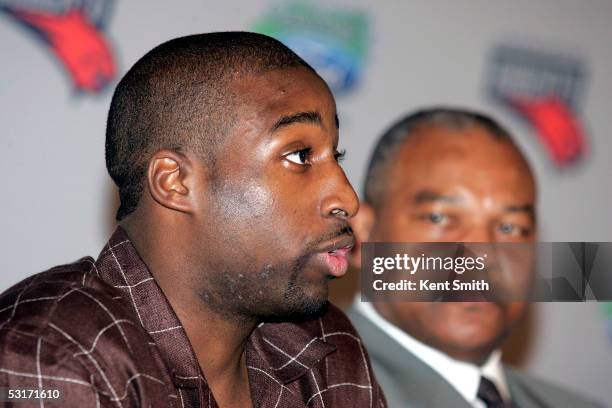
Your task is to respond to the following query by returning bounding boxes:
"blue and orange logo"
[1,0,117,93]
[253,1,369,96]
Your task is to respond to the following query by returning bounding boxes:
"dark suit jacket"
[347,306,603,408]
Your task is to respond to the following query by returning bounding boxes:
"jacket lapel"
[347,307,473,408]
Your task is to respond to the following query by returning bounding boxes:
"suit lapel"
[347,307,473,408]
[505,367,553,408]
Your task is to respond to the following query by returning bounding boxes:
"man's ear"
[146,150,194,214]
[349,202,376,269]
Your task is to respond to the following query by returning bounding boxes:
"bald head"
[106,32,318,220]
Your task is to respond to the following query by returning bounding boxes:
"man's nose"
[460,222,496,243]
[319,165,359,221]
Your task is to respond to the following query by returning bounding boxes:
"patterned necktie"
[477,376,513,408]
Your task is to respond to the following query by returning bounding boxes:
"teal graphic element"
[253,1,369,95]
[604,303,612,342]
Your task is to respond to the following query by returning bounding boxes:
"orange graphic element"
[8,8,116,92]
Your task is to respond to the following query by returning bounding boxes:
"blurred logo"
[253,1,369,96]
[604,303,612,343]
[486,45,588,167]
[1,0,116,93]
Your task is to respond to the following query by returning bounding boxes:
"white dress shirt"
[354,298,511,408]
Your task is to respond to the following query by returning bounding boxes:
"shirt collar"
[354,298,510,404]
[481,350,510,402]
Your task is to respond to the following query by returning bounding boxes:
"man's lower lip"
[319,252,349,277]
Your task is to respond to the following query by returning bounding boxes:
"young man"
[0,33,386,408]
[348,109,601,408]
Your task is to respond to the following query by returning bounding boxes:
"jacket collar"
[95,227,203,388]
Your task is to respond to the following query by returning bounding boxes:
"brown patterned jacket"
[0,227,386,407]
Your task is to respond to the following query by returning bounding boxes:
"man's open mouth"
[318,237,354,277]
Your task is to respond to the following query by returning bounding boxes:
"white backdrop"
[1,0,611,404]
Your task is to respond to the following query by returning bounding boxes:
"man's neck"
[121,217,256,408]
[373,302,493,365]
[170,299,255,408]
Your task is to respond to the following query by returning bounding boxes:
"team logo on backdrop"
[1,0,116,93]
[253,1,369,96]
[486,45,588,167]
[604,303,612,344]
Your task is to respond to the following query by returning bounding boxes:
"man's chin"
[269,280,329,320]
[261,298,329,323]
[434,325,507,363]
[440,338,501,365]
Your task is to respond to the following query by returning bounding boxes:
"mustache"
[305,224,354,254]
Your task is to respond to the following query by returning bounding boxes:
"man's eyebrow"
[504,203,535,214]
[270,111,323,133]
[413,191,462,204]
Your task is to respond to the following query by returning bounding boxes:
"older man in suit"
[347,108,602,408]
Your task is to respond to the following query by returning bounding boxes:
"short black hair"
[363,108,516,210]
[106,32,317,220]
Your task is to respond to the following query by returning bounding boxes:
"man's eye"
[427,212,446,224]
[285,148,312,165]
[499,222,518,235]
